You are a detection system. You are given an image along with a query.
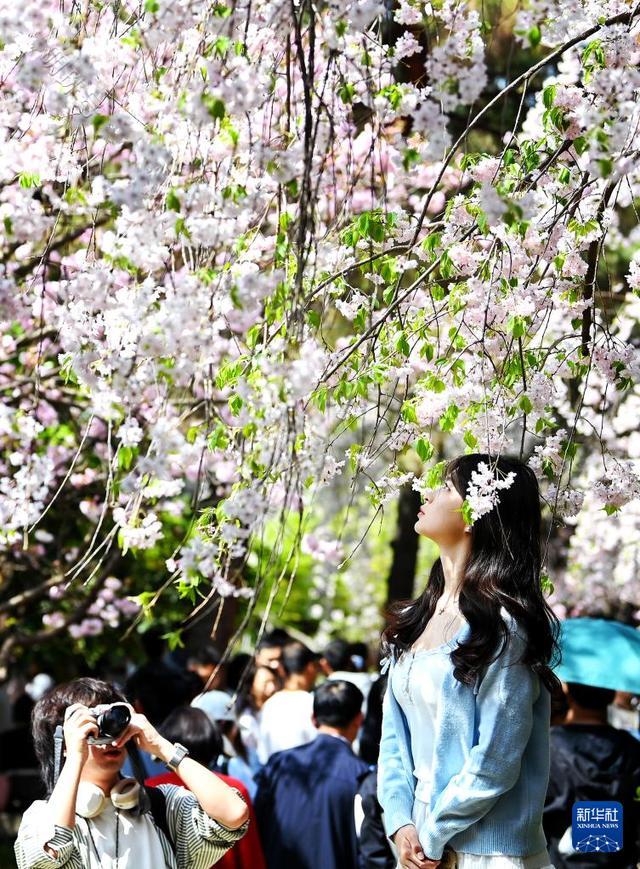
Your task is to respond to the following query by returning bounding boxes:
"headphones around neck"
[76,778,141,819]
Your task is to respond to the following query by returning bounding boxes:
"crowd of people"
[1,625,639,868]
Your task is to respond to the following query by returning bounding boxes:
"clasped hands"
[394,824,441,868]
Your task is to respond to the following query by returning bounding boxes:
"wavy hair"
[382,453,563,695]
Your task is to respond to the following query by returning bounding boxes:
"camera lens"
[97,704,131,739]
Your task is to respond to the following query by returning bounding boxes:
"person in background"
[192,690,257,799]
[355,673,396,869]
[257,641,319,763]
[356,769,396,869]
[543,681,640,868]
[359,674,386,766]
[254,680,369,869]
[14,678,248,869]
[126,631,200,726]
[254,629,292,680]
[187,644,228,694]
[0,690,38,771]
[124,635,201,779]
[321,638,375,711]
[349,642,371,673]
[608,691,640,741]
[226,654,253,696]
[549,677,570,726]
[236,663,281,772]
[147,706,266,869]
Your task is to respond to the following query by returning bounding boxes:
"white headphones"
[76,778,141,819]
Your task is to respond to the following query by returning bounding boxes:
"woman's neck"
[438,537,471,600]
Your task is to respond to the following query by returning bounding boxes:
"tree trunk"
[386,484,421,606]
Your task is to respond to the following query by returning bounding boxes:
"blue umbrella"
[552,618,640,694]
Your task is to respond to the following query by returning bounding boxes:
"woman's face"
[80,741,128,783]
[251,666,279,709]
[414,475,467,544]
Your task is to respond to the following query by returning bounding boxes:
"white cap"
[25,673,55,702]
[191,690,237,723]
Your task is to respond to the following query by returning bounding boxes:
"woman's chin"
[415,522,434,539]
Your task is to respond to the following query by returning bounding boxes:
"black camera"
[86,702,131,745]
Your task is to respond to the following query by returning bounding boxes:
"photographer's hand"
[114,710,249,830]
[112,707,172,759]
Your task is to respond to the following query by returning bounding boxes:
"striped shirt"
[14,783,248,869]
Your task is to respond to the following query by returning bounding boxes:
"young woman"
[15,678,249,869]
[378,454,562,869]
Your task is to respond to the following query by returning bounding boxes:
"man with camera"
[14,677,249,868]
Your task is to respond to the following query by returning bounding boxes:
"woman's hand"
[63,703,99,764]
[393,824,441,868]
[112,707,173,761]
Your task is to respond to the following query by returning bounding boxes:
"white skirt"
[395,798,556,869]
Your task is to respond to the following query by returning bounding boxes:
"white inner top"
[391,644,454,802]
[77,801,169,868]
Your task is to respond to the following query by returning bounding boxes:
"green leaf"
[162,629,185,650]
[463,430,477,450]
[461,499,474,526]
[415,438,433,462]
[338,82,356,104]
[313,386,328,412]
[18,172,40,188]
[396,332,411,357]
[166,188,181,211]
[353,307,367,333]
[424,461,446,489]
[216,359,244,389]
[439,403,460,432]
[540,573,554,595]
[204,95,226,120]
[401,401,418,424]
[542,84,555,109]
[519,395,533,414]
[118,445,135,471]
[228,394,244,416]
[507,315,527,338]
[208,423,229,450]
[597,158,613,178]
[528,25,541,47]
[91,114,110,132]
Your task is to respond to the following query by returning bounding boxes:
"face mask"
[75,778,141,819]
[607,705,640,731]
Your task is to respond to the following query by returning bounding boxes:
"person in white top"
[321,638,376,712]
[15,677,249,869]
[257,641,319,763]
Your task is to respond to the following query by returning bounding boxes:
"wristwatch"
[166,742,189,773]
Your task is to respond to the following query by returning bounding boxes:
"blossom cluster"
[2,0,640,665]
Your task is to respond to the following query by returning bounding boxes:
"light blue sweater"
[377,611,551,860]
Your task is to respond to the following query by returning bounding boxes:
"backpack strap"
[145,785,176,855]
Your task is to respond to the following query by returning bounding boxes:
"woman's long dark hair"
[382,454,563,695]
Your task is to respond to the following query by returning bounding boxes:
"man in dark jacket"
[254,679,370,869]
[543,681,640,868]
